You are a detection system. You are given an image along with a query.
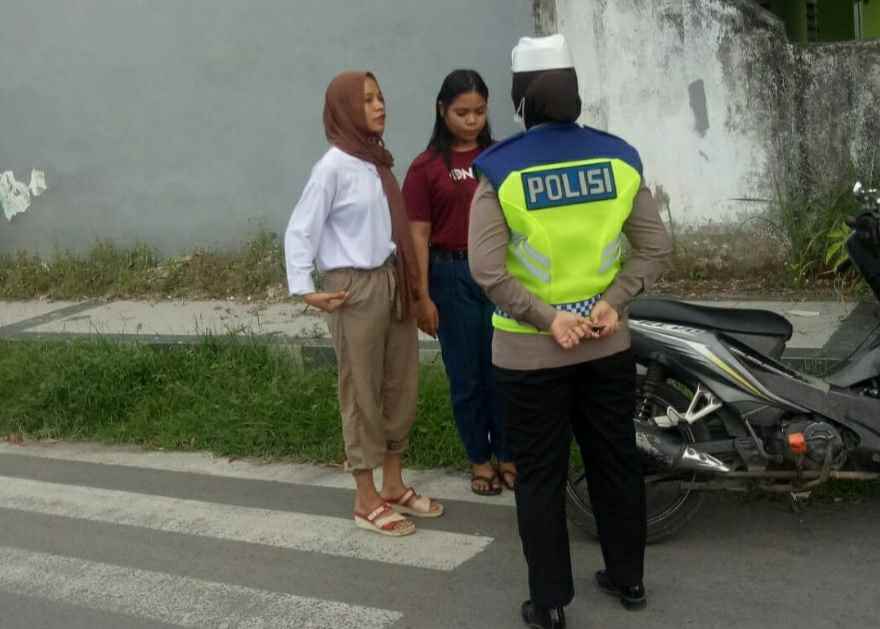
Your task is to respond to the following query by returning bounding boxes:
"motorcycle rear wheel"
[566,378,712,544]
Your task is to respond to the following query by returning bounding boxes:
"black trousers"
[495,349,646,609]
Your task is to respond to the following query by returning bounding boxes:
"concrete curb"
[3,298,879,373]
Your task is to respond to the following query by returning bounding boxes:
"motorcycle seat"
[629,298,793,340]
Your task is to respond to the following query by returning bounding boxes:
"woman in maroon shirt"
[403,70,514,495]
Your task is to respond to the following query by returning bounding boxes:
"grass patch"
[0,217,868,302]
[0,338,465,469]
[0,230,288,301]
[0,338,876,497]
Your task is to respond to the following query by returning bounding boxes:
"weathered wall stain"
[533,0,557,35]
[552,0,880,224]
[688,80,710,137]
[658,6,686,44]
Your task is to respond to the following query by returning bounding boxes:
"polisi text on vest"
[522,162,617,211]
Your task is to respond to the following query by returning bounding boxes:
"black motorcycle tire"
[566,378,712,544]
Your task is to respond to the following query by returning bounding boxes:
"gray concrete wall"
[0,0,533,255]
[550,0,880,225]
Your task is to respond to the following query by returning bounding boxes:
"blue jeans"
[429,254,510,464]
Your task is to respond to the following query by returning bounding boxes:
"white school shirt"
[285,147,396,295]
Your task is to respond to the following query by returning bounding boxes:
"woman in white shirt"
[285,72,444,537]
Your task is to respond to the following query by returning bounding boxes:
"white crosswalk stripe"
[0,475,492,571]
[0,443,506,627]
[0,441,516,506]
[0,545,402,629]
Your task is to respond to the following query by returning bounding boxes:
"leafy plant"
[824,220,852,273]
[768,160,873,290]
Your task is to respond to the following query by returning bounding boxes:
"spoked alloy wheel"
[566,378,712,543]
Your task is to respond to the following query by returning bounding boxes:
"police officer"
[468,34,672,628]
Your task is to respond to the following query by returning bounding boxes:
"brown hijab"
[323,71,420,319]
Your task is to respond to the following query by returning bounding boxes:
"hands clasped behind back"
[549,299,619,350]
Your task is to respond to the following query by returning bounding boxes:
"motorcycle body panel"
[630,316,880,465]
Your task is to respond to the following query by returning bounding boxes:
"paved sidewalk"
[2,297,879,367]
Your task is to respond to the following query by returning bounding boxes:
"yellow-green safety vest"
[473,123,643,334]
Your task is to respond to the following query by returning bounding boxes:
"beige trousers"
[322,262,419,471]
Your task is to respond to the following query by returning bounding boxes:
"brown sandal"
[387,487,444,518]
[354,503,416,537]
[471,473,502,496]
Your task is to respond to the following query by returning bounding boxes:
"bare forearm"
[409,222,432,295]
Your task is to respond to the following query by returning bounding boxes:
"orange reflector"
[788,433,808,455]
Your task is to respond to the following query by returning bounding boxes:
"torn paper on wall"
[0,171,31,221]
[0,169,47,221]
[29,169,47,197]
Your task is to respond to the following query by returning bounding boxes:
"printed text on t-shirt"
[449,167,475,182]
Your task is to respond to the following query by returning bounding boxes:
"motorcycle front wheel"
[566,377,712,544]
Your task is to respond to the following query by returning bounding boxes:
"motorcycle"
[567,182,880,542]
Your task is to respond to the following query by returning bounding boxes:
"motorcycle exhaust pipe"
[635,422,730,473]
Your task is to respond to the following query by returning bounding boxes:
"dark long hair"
[427,69,493,169]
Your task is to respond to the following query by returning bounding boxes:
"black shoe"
[595,570,647,611]
[521,600,566,628]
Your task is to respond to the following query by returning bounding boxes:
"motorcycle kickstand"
[789,490,812,514]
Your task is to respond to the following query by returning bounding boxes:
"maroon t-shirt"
[402,147,483,251]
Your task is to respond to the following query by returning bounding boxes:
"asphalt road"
[0,443,877,629]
